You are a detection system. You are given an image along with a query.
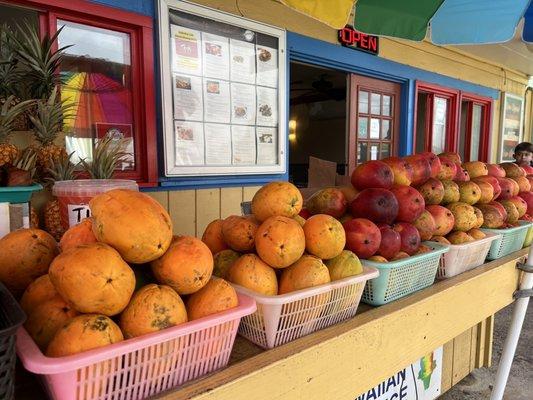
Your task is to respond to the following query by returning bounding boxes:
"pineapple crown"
[9,22,71,100]
[0,95,34,142]
[45,151,78,183]
[13,147,37,179]
[80,136,130,179]
[29,86,75,145]
[0,24,22,99]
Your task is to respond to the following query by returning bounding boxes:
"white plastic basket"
[232,266,379,349]
[437,233,501,279]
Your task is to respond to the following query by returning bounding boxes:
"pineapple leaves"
[29,86,76,145]
[0,96,34,140]
[9,22,71,99]
[80,136,131,179]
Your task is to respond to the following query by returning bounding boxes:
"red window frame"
[2,0,157,186]
[414,81,460,153]
[459,92,492,162]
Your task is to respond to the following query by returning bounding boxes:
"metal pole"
[490,246,533,400]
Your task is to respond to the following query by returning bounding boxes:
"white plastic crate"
[437,233,500,279]
[232,267,378,349]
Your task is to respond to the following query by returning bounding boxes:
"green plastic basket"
[523,223,533,248]
[0,184,42,203]
[360,243,449,306]
[481,221,533,260]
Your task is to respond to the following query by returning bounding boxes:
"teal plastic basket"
[0,184,42,203]
[361,243,449,306]
[481,221,533,260]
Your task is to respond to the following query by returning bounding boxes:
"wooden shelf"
[154,249,526,400]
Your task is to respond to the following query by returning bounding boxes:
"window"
[1,0,157,185]
[415,82,459,154]
[458,93,492,162]
[348,75,400,172]
[415,81,492,161]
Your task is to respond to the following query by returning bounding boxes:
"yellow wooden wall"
[146,186,261,237]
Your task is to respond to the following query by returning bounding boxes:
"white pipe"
[490,247,533,400]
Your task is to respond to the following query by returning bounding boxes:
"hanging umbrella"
[279,0,533,45]
[354,0,533,45]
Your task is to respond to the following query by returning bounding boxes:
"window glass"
[470,104,482,161]
[58,19,134,170]
[358,90,369,114]
[358,142,367,164]
[382,95,391,116]
[358,117,368,138]
[431,97,447,154]
[371,93,380,114]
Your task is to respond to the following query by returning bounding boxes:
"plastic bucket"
[52,179,138,229]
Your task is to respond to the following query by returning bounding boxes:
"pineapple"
[30,205,39,228]
[29,86,74,171]
[43,152,77,241]
[6,147,37,186]
[0,95,33,166]
[80,136,130,179]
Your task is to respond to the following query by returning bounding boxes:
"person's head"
[513,142,533,166]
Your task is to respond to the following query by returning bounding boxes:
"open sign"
[338,26,379,55]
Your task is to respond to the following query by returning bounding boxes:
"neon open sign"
[338,25,379,55]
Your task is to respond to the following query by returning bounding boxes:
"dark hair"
[514,142,533,154]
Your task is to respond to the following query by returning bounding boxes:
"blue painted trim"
[144,175,285,191]
[288,32,499,100]
[89,0,154,17]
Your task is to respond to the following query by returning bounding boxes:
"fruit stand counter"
[152,249,526,400]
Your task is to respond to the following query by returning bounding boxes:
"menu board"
[164,7,284,175]
[500,93,524,162]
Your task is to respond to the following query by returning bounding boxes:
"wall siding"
[147,186,261,237]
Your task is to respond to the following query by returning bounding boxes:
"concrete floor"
[440,302,533,400]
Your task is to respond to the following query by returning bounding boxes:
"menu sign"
[166,8,283,174]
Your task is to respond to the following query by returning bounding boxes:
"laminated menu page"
[256,86,278,127]
[174,120,204,165]
[256,45,278,87]
[171,25,202,76]
[201,32,230,80]
[231,83,256,125]
[205,123,231,165]
[232,125,256,164]
[173,74,203,121]
[203,79,230,123]
[230,39,256,84]
[256,127,277,164]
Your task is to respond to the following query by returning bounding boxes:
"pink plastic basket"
[232,266,378,349]
[16,294,256,400]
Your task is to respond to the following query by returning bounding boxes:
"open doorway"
[289,62,348,187]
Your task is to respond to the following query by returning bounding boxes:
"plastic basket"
[0,184,42,203]
[437,233,501,279]
[523,223,533,248]
[0,282,26,400]
[481,221,533,260]
[361,243,449,306]
[232,266,378,349]
[16,294,256,400]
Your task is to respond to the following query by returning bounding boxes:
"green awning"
[354,0,445,41]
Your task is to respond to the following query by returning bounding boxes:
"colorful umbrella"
[354,0,533,45]
[61,71,132,133]
[280,0,533,45]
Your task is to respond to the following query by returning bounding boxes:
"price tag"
[68,204,91,227]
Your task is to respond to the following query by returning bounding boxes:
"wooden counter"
[154,249,526,400]
[15,249,526,399]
